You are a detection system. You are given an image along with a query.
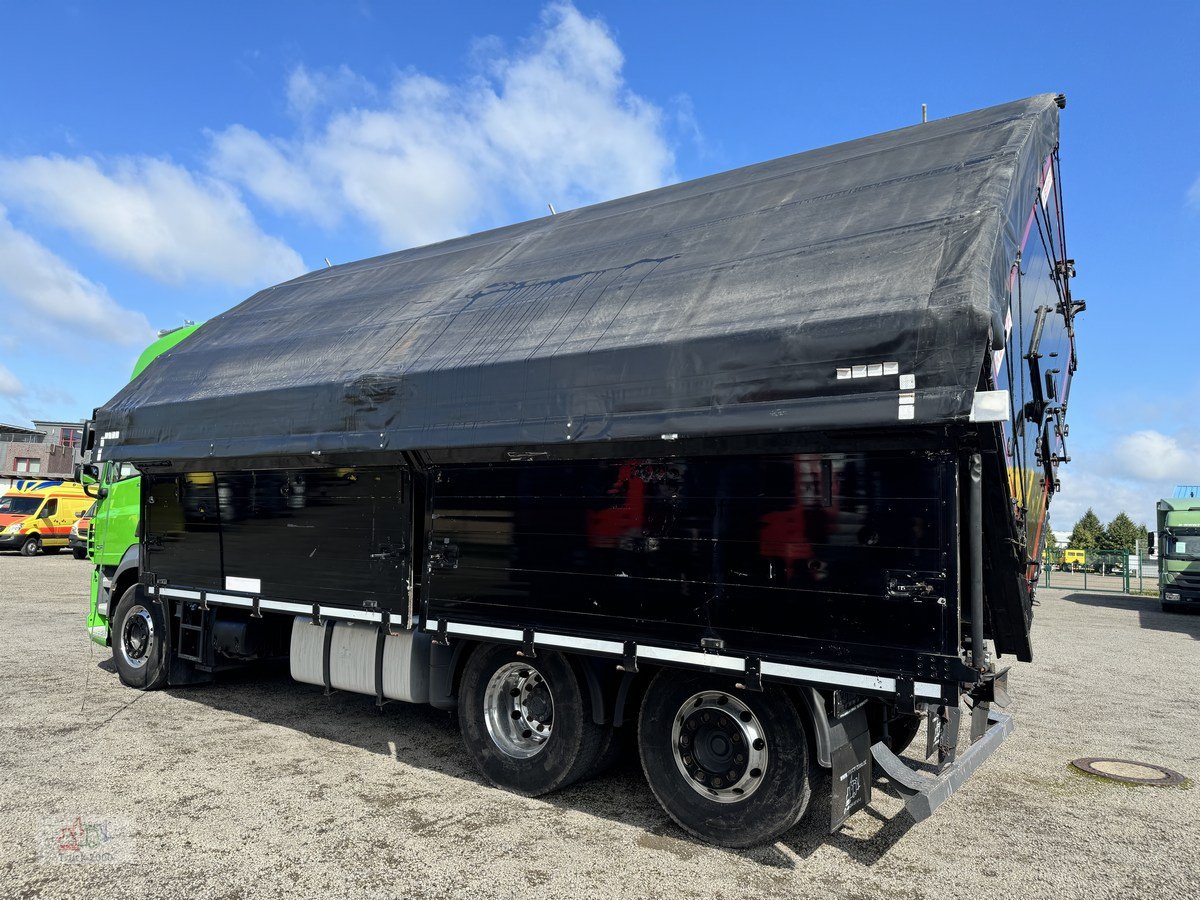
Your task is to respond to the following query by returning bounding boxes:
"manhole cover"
[1070,757,1187,786]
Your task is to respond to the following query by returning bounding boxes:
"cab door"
[37,498,65,546]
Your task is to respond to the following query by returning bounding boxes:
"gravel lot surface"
[2,553,1198,899]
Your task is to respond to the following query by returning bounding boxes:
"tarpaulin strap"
[322,619,335,696]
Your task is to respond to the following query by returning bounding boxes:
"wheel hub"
[483,662,555,759]
[120,606,155,670]
[672,691,768,803]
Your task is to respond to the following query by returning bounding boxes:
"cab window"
[0,496,41,515]
[40,499,58,518]
[105,461,140,484]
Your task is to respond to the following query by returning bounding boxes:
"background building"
[0,420,82,490]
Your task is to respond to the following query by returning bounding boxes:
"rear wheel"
[638,671,813,848]
[19,535,40,556]
[458,645,605,796]
[112,586,170,690]
[72,546,88,560]
[886,713,922,754]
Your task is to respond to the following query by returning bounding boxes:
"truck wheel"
[72,546,88,560]
[887,713,921,754]
[19,535,41,556]
[637,671,813,848]
[458,644,605,796]
[112,586,170,690]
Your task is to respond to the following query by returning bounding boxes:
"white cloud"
[0,207,153,346]
[1189,174,1200,208]
[0,360,24,399]
[0,155,306,288]
[210,2,675,249]
[1111,430,1194,483]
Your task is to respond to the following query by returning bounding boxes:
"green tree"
[1102,512,1147,552]
[1067,509,1103,550]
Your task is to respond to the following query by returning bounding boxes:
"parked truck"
[1157,498,1200,613]
[83,322,203,643]
[86,94,1079,847]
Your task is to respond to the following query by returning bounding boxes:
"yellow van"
[0,480,92,556]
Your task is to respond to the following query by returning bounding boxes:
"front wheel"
[638,672,813,848]
[112,586,170,690]
[19,535,40,556]
[457,645,605,796]
[72,546,88,560]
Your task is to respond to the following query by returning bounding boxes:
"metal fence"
[1040,549,1158,594]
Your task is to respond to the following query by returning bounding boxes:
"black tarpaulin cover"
[97,94,1061,462]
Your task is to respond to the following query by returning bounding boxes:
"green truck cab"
[85,323,202,645]
[1157,497,1200,613]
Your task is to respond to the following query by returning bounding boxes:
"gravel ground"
[2,553,1198,899]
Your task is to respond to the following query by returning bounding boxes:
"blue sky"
[0,1,1197,529]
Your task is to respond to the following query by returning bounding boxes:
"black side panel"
[217,467,410,613]
[427,452,959,672]
[144,474,222,590]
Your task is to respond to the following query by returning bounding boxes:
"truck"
[85,94,1079,847]
[83,323,203,644]
[1157,498,1200,613]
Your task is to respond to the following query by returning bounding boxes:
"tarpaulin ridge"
[96,94,1061,461]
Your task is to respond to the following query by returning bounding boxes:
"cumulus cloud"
[210,2,675,249]
[0,360,24,399]
[0,207,154,345]
[1111,430,1194,483]
[0,155,306,288]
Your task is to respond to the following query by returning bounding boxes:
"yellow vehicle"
[0,480,92,556]
[1061,548,1086,568]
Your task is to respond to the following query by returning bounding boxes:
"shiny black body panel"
[144,468,411,616]
[426,449,960,678]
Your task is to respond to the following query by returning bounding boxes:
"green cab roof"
[131,323,203,380]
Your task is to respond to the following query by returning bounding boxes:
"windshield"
[0,496,42,516]
[83,502,97,518]
[1166,533,1200,557]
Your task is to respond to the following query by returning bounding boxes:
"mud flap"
[828,704,872,831]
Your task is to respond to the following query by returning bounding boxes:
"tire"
[886,713,922,755]
[637,671,813,848]
[72,546,88,560]
[458,644,605,796]
[18,535,41,556]
[111,586,170,690]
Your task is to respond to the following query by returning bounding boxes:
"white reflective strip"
[638,645,745,672]
[836,367,852,379]
[329,607,384,623]
[447,622,523,642]
[760,660,897,693]
[424,619,439,632]
[851,365,867,378]
[537,632,624,655]
[915,682,942,699]
[969,389,1010,423]
[898,392,915,405]
[160,587,202,601]
[866,363,883,377]
[258,598,313,616]
[209,593,253,608]
[898,405,915,421]
[883,361,899,375]
[225,576,261,594]
[899,373,916,390]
